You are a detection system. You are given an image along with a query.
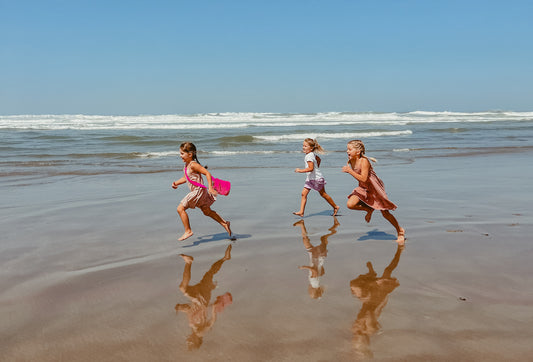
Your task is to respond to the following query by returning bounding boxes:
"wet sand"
[1,152,533,361]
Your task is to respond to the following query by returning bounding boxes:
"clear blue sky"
[1,0,532,115]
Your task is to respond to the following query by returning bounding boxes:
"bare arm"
[171,176,186,189]
[295,161,314,173]
[342,158,370,183]
[207,304,219,329]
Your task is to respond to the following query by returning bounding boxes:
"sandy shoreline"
[1,152,533,361]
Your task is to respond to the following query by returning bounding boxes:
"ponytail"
[304,138,325,154]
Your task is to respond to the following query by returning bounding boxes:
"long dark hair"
[180,142,200,164]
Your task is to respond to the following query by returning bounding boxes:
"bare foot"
[365,210,373,223]
[179,254,194,263]
[293,212,304,217]
[398,227,405,237]
[396,235,405,245]
[178,230,194,241]
[223,221,232,238]
[332,206,340,216]
[396,228,406,245]
[293,219,304,227]
[223,244,232,260]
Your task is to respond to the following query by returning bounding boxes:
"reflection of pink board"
[214,292,233,313]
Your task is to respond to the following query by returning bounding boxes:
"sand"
[1,152,533,361]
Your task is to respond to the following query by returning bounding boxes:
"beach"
[3,0,533,355]
[2,145,533,361]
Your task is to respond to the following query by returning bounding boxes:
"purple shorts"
[304,178,326,191]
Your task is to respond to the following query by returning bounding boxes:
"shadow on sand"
[182,232,252,248]
[357,229,396,241]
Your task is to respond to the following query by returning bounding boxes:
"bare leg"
[347,195,374,222]
[293,219,312,249]
[319,188,340,216]
[380,210,405,244]
[293,188,310,216]
[201,206,232,237]
[382,244,404,278]
[320,215,340,245]
[201,245,232,284]
[179,254,194,292]
[223,244,232,261]
[177,204,194,241]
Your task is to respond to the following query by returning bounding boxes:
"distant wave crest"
[254,130,413,142]
[1,111,531,130]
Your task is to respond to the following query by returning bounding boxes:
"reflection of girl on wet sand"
[350,244,404,359]
[175,244,233,350]
[294,217,340,299]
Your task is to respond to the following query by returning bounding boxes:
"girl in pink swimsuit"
[342,140,405,244]
[171,142,232,241]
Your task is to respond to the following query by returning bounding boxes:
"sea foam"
[1,111,531,130]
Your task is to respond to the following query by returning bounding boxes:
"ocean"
[1,111,532,186]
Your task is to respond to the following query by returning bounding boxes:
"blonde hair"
[347,140,377,163]
[304,138,325,154]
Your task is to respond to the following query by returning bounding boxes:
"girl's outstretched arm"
[172,177,186,189]
[190,162,216,195]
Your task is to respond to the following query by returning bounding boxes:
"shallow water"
[2,111,532,185]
